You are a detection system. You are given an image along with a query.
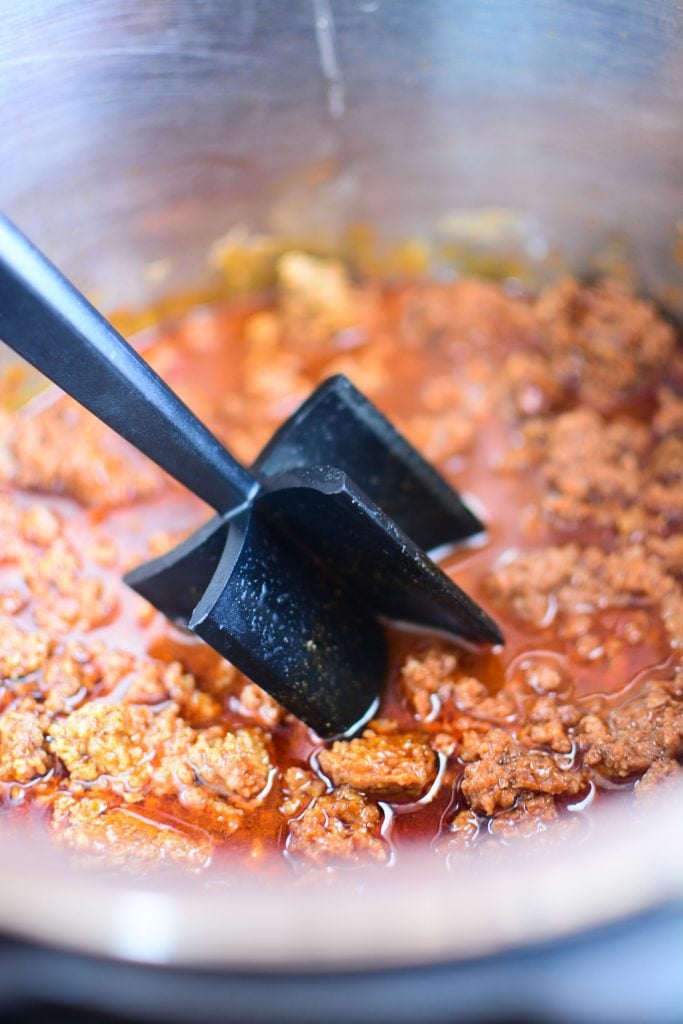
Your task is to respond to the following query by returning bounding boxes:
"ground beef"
[400,409,476,462]
[580,681,683,780]
[48,703,180,791]
[44,694,265,845]
[646,534,683,576]
[0,620,52,679]
[0,267,679,872]
[0,589,28,615]
[445,677,516,723]
[400,649,515,727]
[399,649,587,772]
[173,783,246,836]
[232,682,284,728]
[460,728,587,816]
[401,647,460,718]
[39,643,99,715]
[0,701,52,783]
[395,278,537,355]
[114,655,222,724]
[502,350,565,418]
[650,435,683,486]
[487,792,560,839]
[26,640,219,724]
[517,695,581,755]
[654,386,683,436]
[286,786,387,865]
[517,660,567,695]
[187,728,272,801]
[6,531,119,634]
[20,505,61,546]
[2,401,162,506]
[635,758,683,798]
[508,409,648,532]
[487,545,579,628]
[534,277,675,407]
[279,766,326,818]
[51,794,213,873]
[276,251,358,349]
[507,406,681,539]
[318,731,437,800]
[487,543,683,653]
[447,809,480,847]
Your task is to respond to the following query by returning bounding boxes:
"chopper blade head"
[188,505,386,738]
[124,375,502,736]
[260,466,503,647]
[125,466,500,735]
[254,374,483,552]
[125,373,488,630]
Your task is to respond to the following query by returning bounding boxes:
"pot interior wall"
[1,0,682,311]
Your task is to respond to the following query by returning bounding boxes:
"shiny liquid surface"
[0,272,679,874]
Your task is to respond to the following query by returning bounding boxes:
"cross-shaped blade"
[126,376,501,736]
[0,212,501,739]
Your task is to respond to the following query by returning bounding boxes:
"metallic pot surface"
[2,1,682,311]
[0,2,682,1020]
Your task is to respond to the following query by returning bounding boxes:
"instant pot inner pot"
[0,2,682,1022]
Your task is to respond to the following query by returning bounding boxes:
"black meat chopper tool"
[0,213,503,737]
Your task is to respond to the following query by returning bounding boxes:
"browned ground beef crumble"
[0,256,680,875]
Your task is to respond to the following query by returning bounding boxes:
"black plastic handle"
[0,213,257,513]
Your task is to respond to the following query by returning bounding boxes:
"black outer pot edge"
[0,899,681,1024]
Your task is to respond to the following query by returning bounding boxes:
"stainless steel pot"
[0,2,682,1021]
[3,0,683,312]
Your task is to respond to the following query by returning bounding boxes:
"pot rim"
[0,785,680,969]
